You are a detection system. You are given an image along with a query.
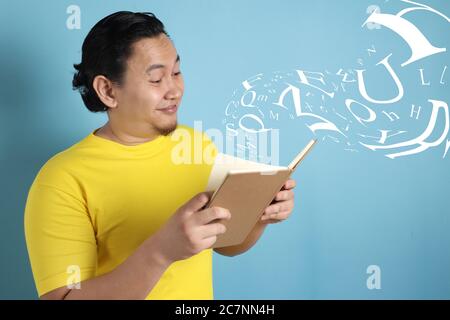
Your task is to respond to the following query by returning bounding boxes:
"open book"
[204,139,317,248]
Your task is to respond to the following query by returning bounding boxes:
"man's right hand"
[152,192,231,264]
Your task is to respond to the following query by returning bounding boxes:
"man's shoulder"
[33,137,89,186]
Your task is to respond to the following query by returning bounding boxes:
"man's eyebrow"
[145,55,180,74]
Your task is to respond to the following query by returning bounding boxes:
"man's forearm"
[63,234,171,300]
[214,220,268,257]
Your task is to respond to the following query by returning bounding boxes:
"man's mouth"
[157,104,178,114]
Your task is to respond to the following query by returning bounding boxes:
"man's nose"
[165,78,183,100]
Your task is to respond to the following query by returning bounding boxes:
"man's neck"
[95,122,159,146]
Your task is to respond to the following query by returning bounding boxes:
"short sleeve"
[24,182,97,297]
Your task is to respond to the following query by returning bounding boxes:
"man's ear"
[92,75,119,109]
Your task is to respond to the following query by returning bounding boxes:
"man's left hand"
[260,179,296,224]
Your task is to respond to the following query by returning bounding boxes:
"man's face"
[113,34,184,136]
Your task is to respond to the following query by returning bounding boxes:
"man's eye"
[173,71,182,76]
[150,79,162,84]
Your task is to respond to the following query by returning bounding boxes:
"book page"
[205,153,287,192]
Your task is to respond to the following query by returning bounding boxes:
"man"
[24,11,296,300]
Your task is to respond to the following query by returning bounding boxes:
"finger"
[275,190,294,202]
[264,203,281,215]
[262,202,293,218]
[201,235,218,249]
[270,189,293,204]
[198,222,227,239]
[270,210,291,220]
[261,209,292,221]
[182,192,211,214]
[260,218,283,224]
[283,179,296,190]
[264,201,292,215]
[196,206,231,225]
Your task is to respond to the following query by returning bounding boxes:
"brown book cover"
[205,139,317,248]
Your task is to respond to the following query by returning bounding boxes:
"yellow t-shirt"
[24,124,218,299]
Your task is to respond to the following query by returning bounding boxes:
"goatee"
[157,121,178,136]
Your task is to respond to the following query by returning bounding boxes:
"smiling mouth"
[157,105,178,114]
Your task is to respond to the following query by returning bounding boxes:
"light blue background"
[0,0,449,299]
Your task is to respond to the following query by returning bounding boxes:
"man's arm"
[214,179,296,257]
[41,192,231,300]
[41,232,171,300]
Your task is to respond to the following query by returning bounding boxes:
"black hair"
[72,11,169,112]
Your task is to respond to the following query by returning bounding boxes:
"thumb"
[182,192,211,214]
